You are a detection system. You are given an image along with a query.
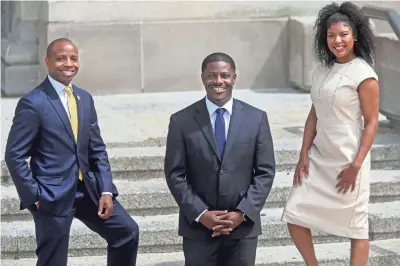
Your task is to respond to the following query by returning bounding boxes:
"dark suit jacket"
[164,98,276,240]
[5,78,118,216]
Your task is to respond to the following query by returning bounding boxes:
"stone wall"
[2,1,400,96]
[1,1,42,96]
[375,34,400,128]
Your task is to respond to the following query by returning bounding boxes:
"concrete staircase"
[1,89,400,265]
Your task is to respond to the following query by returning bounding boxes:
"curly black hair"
[313,1,376,67]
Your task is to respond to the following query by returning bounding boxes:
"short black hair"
[46,38,76,57]
[313,1,376,67]
[201,52,236,72]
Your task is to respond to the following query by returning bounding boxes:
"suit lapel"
[72,85,83,143]
[43,78,76,144]
[222,99,245,164]
[194,99,221,161]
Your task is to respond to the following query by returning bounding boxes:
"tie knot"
[64,86,73,96]
[215,108,226,116]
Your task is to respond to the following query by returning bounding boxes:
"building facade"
[1,1,399,96]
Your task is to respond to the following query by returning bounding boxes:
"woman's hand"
[336,163,360,194]
[293,155,310,187]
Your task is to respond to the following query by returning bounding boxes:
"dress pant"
[29,181,139,266]
[183,236,258,266]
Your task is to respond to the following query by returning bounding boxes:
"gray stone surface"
[2,170,399,219]
[370,198,400,240]
[37,23,143,94]
[0,89,309,153]
[35,17,291,94]
[13,1,43,21]
[1,88,399,260]
[3,2,400,96]
[1,201,399,258]
[2,239,399,266]
[375,35,400,128]
[11,20,39,43]
[288,16,317,92]
[1,90,399,186]
[2,89,400,171]
[1,42,38,65]
[42,1,400,23]
[1,1,42,96]
[1,65,41,96]
[141,18,289,92]
[1,141,399,184]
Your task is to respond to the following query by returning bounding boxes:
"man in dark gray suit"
[164,52,276,266]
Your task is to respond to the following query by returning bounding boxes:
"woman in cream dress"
[281,2,380,266]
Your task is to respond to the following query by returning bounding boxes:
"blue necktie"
[215,108,226,157]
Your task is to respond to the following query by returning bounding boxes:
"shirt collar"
[47,74,72,95]
[205,96,233,117]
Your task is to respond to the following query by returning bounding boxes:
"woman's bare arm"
[299,104,318,159]
[353,78,380,168]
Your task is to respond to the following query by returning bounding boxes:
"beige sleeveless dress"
[281,57,378,239]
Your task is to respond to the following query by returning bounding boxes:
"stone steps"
[2,170,399,220]
[2,89,400,263]
[2,201,399,259]
[1,142,400,185]
[2,239,400,266]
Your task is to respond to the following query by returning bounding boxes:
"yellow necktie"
[64,87,83,181]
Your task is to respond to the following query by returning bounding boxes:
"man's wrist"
[195,209,208,223]
[235,210,246,222]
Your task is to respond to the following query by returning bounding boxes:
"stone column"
[288,16,317,92]
[1,1,43,96]
[375,34,400,129]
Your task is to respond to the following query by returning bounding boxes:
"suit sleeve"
[87,94,113,193]
[236,111,276,222]
[5,96,39,206]
[164,115,209,224]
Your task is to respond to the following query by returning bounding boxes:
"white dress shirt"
[195,96,233,222]
[48,75,72,117]
[205,96,233,139]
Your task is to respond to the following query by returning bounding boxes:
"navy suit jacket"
[5,78,118,216]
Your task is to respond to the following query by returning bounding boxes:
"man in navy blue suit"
[5,38,139,266]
